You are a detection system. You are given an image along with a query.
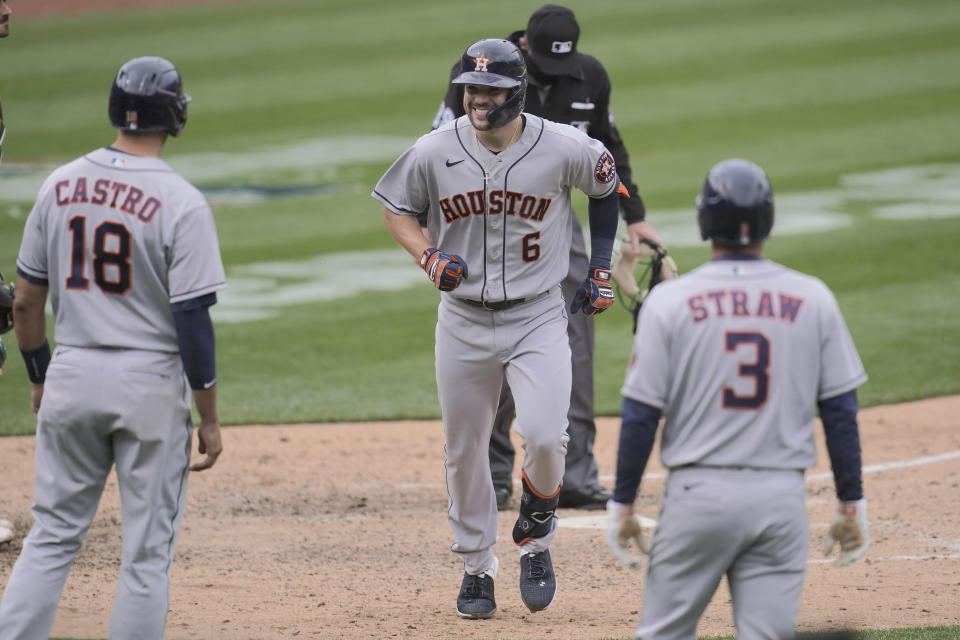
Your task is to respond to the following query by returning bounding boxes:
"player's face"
[463,84,508,131]
[0,0,11,38]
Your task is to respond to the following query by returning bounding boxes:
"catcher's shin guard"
[512,474,560,545]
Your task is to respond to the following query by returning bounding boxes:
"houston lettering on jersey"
[687,289,804,323]
[438,189,552,224]
[54,177,161,223]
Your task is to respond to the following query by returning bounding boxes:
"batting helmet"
[451,38,527,128]
[109,56,191,137]
[697,158,774,247]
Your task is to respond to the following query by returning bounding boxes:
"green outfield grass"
[1,0,959,437]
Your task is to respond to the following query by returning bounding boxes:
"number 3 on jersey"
[723,331,769,409]
[66,216,131,294]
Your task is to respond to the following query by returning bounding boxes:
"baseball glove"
[611,239,678,333]
[0,274,14,335]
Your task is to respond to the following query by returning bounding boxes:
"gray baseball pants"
[488,220,599,493]
[0,347,193,640]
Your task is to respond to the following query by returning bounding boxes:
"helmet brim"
[451,71,521,88]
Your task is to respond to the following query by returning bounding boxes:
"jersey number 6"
[723,331,769,409]
[66,216,132,295]
[522,232,541,263]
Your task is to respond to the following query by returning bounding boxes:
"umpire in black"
[430,4,662,510]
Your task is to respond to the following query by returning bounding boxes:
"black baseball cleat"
[558,485,612,510]
[519,550,556,612]
[457,570,496,619]
[495,487,512,511]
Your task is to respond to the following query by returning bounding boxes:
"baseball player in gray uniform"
[430,5,663,512]
[373,38,621,619]
[606,159,870,639]
[0,56,226,640]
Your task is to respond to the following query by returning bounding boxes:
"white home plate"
[559,514,658,530]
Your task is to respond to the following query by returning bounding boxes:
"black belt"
[458,290,549,311]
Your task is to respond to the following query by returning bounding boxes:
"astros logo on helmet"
[473,54,491,72]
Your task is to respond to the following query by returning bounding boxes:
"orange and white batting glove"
[420,248,468,292]
[822,498,869,567]
[571,266,615,316]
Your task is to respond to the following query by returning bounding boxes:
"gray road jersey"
[17,147,227,352]
[372,115,619,301]
[622,258,867,470]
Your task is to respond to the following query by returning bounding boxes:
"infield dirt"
[1,395,959,639]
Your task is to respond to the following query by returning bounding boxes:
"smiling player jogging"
[374,38,621,618]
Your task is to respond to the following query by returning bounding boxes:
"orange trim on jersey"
[521,471,561,499]
[617,182,630,197]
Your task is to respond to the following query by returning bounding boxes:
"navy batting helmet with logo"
[451,38,527,128]
[109,56,191,137]
[697,159,774,247]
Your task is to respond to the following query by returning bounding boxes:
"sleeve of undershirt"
[172,293,217,390]
[613,397,662,504]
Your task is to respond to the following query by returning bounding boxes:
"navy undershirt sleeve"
[818,389,863,501]
[587,190,619,269]
[172,293,217,391]
[613,397,662,503]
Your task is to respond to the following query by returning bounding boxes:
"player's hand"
[191,420,223,471]
[30,383,44,419]
[570,266,615,316]
[606,500,648,569]
[420,248,468,292]
[822,498,869,567]
[625,220,664,256]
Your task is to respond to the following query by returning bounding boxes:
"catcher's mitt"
[611,239,678,333]
[0,272,14,335]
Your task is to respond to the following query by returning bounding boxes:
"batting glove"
[606,500,649,569]
[570,266,615,316]
[822,498,869,567]
[420,248,468,292]
[0,518,13,545]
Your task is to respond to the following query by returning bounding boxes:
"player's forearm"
[382,208,432,261]
[192,386,219,426]
[819,389,864,501]
[587,191,619,268]
[12,277,48,350]
[172,296,217,391]
[613,396,661,504]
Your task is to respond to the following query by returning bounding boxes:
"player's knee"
[520,429,567,461]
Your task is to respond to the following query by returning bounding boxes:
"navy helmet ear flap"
[486,76,527,128]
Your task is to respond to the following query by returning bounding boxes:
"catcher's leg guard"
[512,473,560,545]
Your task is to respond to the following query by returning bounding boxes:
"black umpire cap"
[525,4,581,77]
